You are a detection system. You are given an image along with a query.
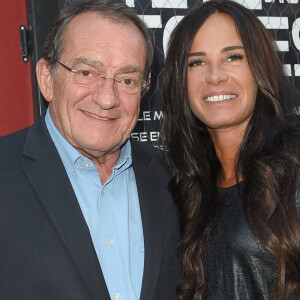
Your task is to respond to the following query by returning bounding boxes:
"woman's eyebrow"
[220,45,244,53]
[188,51,206,57]
[188,46,244,57]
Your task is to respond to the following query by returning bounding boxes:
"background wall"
[1,0,299,138]
[0,0,34,136]
[124,0,300,142]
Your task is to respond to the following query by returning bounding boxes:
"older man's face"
[45,12,147,158]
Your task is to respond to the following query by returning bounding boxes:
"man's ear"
[36,58,54,103]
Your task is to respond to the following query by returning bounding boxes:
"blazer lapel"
[22,119,110,300]
[132,142,163,300]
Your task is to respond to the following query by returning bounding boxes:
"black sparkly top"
[203,181,299,300]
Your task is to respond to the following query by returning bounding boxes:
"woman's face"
[187,13,258,132]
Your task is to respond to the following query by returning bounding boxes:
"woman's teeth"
[205,94,236,102]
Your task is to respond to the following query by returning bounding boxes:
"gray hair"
[42,0,153,79]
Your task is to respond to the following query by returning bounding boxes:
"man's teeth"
[205,94,236,102]
[84,111,110,120]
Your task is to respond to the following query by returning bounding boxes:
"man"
[0,1,180,299]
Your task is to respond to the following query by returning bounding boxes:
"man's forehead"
[65,11,134,38]
[62,11,144,49]
[60,11,147,71]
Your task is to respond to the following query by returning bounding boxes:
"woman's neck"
[208,122,248,187]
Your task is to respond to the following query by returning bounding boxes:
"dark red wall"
[0,0,34,136]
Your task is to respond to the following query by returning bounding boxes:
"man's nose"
[91,77,119,109]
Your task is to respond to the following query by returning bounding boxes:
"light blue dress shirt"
[45,109,144,300]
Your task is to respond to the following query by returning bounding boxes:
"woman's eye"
[227,54,243,62]
[188,59,205,67]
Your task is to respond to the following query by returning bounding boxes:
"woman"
[160,1,300,299]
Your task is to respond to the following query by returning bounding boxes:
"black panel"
[26,0,300,133]
[26,0,60,117]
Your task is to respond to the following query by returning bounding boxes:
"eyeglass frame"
[50,58,150,97]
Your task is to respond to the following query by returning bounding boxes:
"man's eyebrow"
[72,57,104,68]
[118,65,143,75]
[188,46,244,57]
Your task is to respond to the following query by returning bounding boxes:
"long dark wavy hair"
[160,1,300,299]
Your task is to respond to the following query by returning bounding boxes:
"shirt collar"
[45,109,82,172]
[114,137,132,174]
[45,108,132,174]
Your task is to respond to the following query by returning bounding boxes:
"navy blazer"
[0,118,180,300]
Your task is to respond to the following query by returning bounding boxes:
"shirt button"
[101,189,104,195]
[107,238,114,246]
[71,167,75,173]
[115,293,121,300]
[83,162,90,168]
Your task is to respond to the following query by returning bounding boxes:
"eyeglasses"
[52,58,150,97]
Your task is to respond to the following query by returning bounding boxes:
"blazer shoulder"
[131,140,165,169]
[131,140,171,186]
[0,127,33,186]
[0,126,30,158]
[0,118,51,173]
[131,139,160,157]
